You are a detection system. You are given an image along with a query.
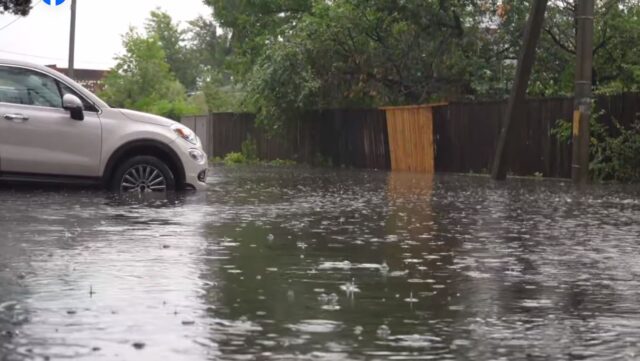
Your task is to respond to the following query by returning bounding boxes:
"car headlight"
[171,124,199,146]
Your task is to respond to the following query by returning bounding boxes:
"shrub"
[590,120,640,182]
[241,136,258,161]
[223,152,247,165]
[552,111,640,183]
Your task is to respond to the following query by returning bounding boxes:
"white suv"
[0,59,208,192]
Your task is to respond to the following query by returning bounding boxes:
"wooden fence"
[183,109,391,169]
[433,93,640,178]
[433,98,575,178]
[183,93,639,178]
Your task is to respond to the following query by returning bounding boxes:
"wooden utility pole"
[572,0,595,184]
[491,0,548,180]
[68,0,77,79]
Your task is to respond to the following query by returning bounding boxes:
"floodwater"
[1,167,640,361]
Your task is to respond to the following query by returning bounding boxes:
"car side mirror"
[63,94,84,121]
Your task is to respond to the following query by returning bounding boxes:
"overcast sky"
[0,0,212,69]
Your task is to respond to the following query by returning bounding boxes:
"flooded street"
[1,166,640,360]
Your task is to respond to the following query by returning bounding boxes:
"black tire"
[110,156,176,193]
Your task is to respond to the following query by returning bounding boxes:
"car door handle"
[4,114,29,122]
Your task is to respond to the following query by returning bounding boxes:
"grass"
[209,153,297,167]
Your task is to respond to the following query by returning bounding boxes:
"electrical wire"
[0,49,113,68]
[0,0,43,32]
[0,49,63,61]
[0,1,114,68]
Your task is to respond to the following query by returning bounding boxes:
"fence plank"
[385,106,435,173]
[183,93,638,177]
[184,109,391,169]
[432,94,640,178]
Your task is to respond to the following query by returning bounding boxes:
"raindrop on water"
[404,292,419,303]
[380,262,390,273]
[377,325,391,339]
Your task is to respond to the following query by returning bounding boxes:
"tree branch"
[544,27,575,54]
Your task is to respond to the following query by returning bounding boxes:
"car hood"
[117,109,177,127]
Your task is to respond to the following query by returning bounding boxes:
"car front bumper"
[170,139,208,191]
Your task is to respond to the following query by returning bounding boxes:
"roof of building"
[46,65,109,81]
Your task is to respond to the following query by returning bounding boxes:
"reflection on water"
[1,167,640,360]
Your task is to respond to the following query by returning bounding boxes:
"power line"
[0,49,112,67]
[0,1,112,68]
[0,49,62,61]
[0,1,43,32]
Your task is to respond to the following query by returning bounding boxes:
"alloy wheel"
[120,165,167,193]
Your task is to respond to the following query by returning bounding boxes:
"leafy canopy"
[100,9,242,118]
[0,0,32,16]
[204,0,640,128]
[99,29,194,120]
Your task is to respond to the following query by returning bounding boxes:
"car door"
[0,65,101,177]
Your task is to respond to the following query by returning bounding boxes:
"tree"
[205,0,313,78]
[209,0,501,128]
[99,29,194,120]
[205,0,640,129]
[1,0,32,16]
[144,9,242,112]
[497,0,640,95]
[145,10,199,91]
[186,15,242,112]
[188,16,231,73]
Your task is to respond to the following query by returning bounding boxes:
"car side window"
[57,81,99,113]
[0,66,62,108]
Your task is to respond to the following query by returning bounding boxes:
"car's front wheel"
[111,156,176,193]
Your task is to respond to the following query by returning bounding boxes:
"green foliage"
[145,10,199,92]
[236,0,495,129]
[210,156,224,164]
[100,2,640,125]
[202,71,245,112]
[187,92,210,115]
[240,135,258,161]
[0,0,32,15]
[222,152,297,166]
[590,120,640,182]
[552,110,640,183]
[99,29,196,120]
[204,0,640,130]
[518,1,640,96]
[223,152,248,165]
[187,16,233,75]
[551,109,608,145]
[101,10,242,120]
[220,135,296,166]
[221,136,258,165]
[246,41,320,130]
